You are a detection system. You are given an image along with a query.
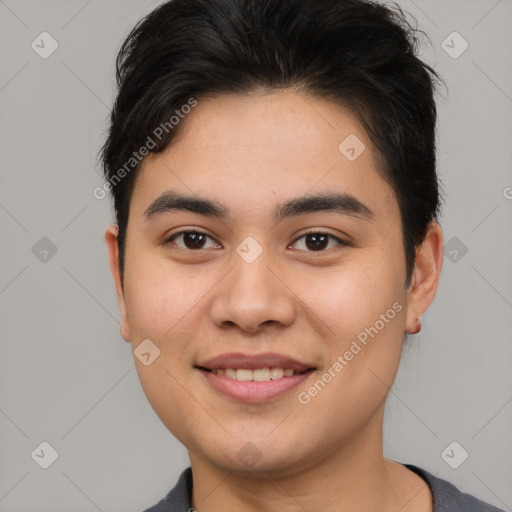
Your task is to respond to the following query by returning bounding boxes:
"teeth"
[270,368,284,379]
[225,368,236,379]
[236,369,253,381]
[211,367,303,381]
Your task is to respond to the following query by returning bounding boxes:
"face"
[106,91,442,476]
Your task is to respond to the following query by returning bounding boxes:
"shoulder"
[141,467,193,512]
[404,464,506,512]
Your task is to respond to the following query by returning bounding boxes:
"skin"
[105,90,443,512]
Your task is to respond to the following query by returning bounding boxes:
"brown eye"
[291,232,345,252]
[167,231,218,250]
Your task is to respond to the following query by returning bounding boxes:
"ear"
[105,225,131,342]
[405,220,444,334]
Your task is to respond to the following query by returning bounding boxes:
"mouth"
[196,366,314,381]
[194,352,317,402]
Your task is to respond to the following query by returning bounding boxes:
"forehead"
[131,91,398,223]
[171,90,371,161]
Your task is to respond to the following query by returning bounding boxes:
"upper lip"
[196,352,315,372]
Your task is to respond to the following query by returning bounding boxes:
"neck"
[188,407,422,512]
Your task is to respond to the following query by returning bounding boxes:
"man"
[101,0,505,510]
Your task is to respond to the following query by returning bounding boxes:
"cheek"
[299,253,404,338]
[293,259,406,428]
[123,257,200,339]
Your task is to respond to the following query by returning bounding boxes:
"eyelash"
[165,229,347,253]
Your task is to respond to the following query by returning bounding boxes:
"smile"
[209,367,309,381]
[197,366,316,402]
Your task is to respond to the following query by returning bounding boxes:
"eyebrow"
[143,189,375,223]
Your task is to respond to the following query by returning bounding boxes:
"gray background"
[0,0,511,510]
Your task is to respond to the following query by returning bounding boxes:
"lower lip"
[198,369,315,403]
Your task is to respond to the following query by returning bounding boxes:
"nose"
[209,248,296,334]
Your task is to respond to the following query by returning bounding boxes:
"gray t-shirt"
[142,464,506,512]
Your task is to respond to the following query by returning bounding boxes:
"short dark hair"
[100,0,446,288]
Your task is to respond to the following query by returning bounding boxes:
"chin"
[195,439,308,477]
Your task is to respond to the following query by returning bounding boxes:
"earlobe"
[405,221,444,335]
[104,225,132,343]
